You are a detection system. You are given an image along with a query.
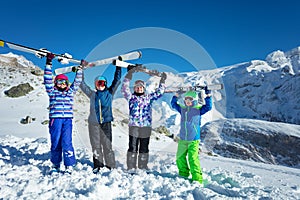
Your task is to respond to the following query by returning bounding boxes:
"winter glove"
[204,86,211,95]
[80,59,89,67]
[125,65,136,80]
[125,71,133,80]
[175,88,185,96]
[159,72,167,84]
[127,65,136,72]
[46,53,55,65]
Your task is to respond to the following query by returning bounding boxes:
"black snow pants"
[127,126,151,170]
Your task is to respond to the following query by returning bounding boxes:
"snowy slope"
[0,51,300,199]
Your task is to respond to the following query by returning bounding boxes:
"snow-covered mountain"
[0,49,299,199]
[172,47,300,125]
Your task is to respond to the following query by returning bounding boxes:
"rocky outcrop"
[4,83,34,97]
[202,118,300,168]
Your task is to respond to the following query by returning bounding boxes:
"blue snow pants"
[49,118,76,167]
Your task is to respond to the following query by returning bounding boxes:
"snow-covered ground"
[0,51,299,199]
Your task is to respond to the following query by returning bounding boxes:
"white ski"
[164,84,223,93]
[0,39,142,75]
[0,39,80,64]
[55,51,142,74]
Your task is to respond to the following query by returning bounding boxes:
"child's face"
[95,80,106,91]
[134,85,144,94]
[56,79,68,90]
[184,97,193,107]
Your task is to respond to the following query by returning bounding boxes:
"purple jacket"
[121,78,165,127]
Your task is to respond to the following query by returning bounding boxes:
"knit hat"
[134,80,145,88]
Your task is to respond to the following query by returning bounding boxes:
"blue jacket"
[44,64,82,118]
[171,96,212,141]
[80,67,121,124]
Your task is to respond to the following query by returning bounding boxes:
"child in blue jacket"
[44,53,82,174]
[171,89,212,184]
[80,66,121,173]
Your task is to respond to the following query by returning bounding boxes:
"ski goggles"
[184,97,194,102]
[56,79,68,85]
[96,80,106,87]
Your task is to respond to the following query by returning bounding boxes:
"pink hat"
[55,74,69,81]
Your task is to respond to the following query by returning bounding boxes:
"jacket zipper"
[184,107,189,140]
[99,99,103,124]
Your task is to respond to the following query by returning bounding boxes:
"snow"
[0,51,300,199]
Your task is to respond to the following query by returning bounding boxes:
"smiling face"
[133,80,145,94]
[134,85,144,94]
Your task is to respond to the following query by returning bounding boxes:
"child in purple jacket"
[121,67,166,170]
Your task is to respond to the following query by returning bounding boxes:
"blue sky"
[1,0,299,84]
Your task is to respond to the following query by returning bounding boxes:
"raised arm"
[79,70,94,97]
[43,53,55,95]
[149,72,167,102]
[171,95,181,113]
[69,68,83,93]
[121,77,132,100]
[109,66,122,94]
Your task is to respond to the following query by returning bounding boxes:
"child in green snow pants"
[171,90,212,184]
[176,140,202,182]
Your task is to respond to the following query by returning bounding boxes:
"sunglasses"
[56,79,68,85]
[96,80,106,87]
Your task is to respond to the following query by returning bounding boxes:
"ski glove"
[160,72,167,84]
[205,86,211,95]
[127,65,136,72]
[46,53,55,65]
[125,71,133,80]
[80,59,89,67]
[125,65,136,80]
[176,89,185,95]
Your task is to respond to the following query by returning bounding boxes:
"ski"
[113,60,162,77]
[165,84,223,93]
[0,39,80,64]
[114,60,223,93]
[0,39,142,75]
[55,51,142,74]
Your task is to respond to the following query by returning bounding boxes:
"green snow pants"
[176,139,203,183]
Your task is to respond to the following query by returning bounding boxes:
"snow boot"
[93,157,105,170]
[127,151,137,170]
[138,153,149,170]
[65,166,73,175]
[50,164,60,174]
